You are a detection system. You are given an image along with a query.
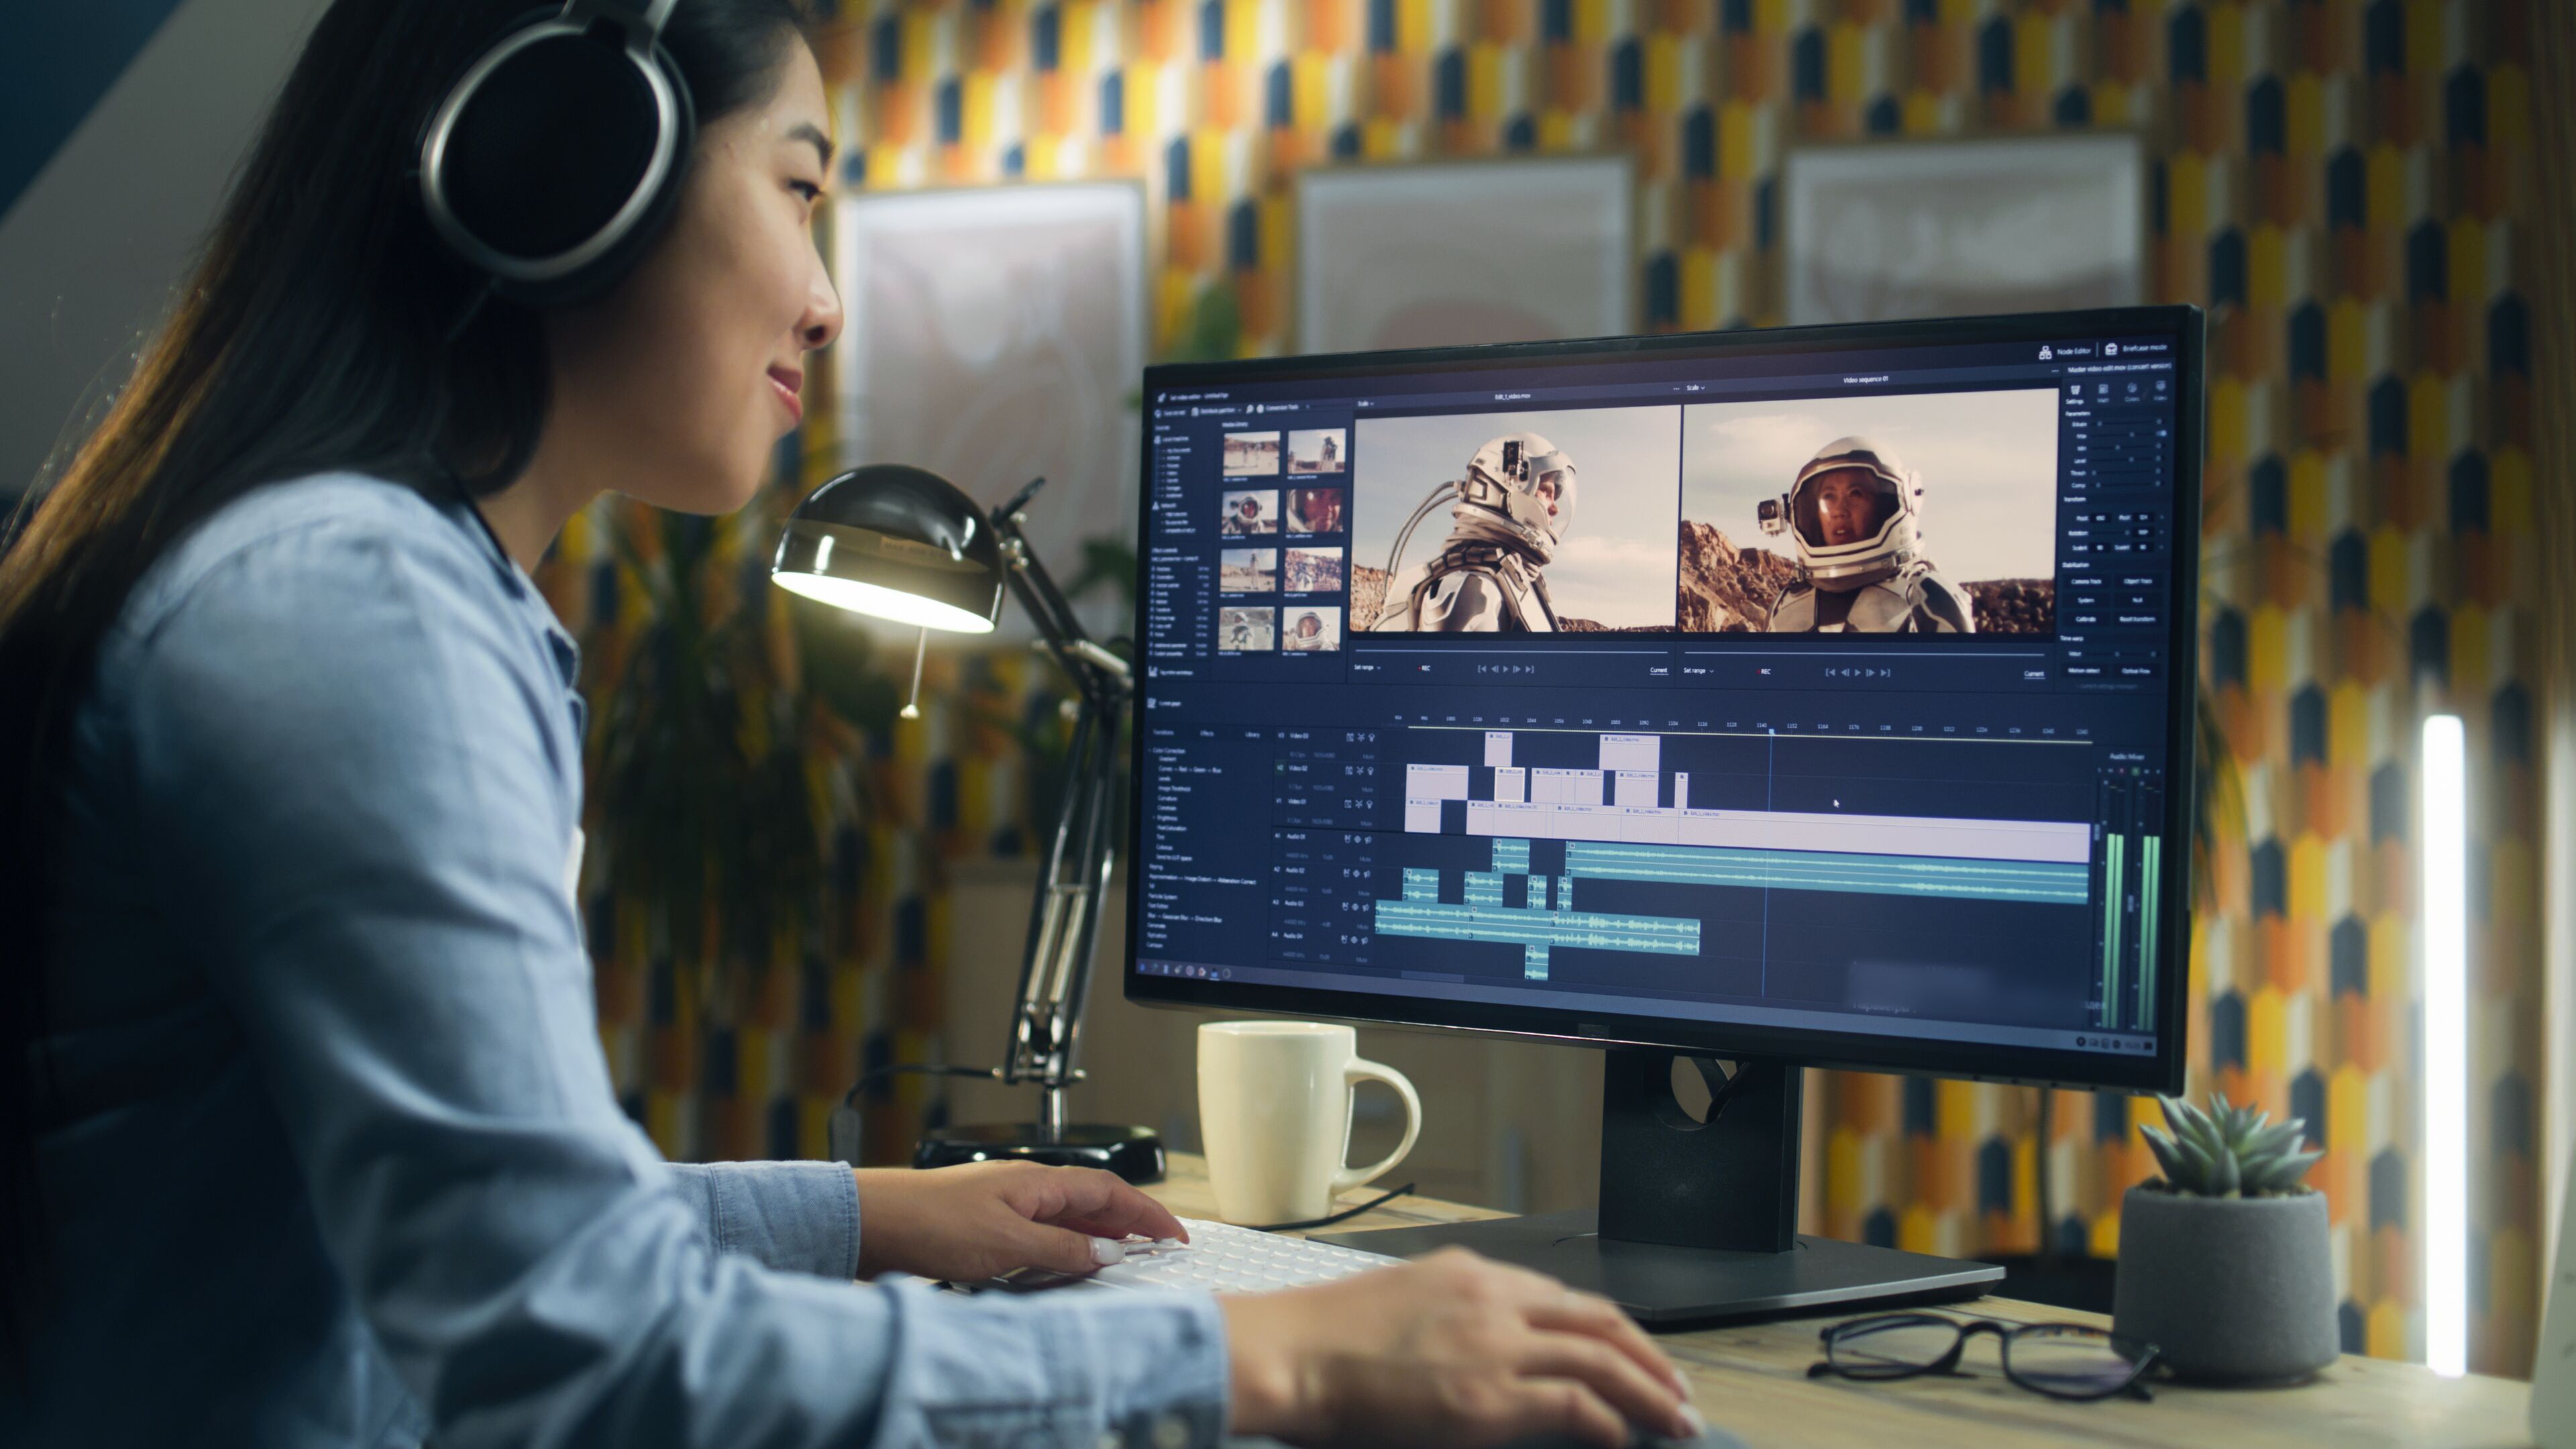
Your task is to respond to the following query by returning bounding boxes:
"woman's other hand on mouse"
[1220,1246,1695,1447]
[851,1161,1188,1283]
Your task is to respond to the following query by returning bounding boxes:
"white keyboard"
[996,1217,1403,1295]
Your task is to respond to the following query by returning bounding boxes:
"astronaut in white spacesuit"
[1760,435,1974,634]
[1367,432,1574,633]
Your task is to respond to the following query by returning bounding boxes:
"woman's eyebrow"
[786,121,833,168]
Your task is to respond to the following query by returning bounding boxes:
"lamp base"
[913,1122,1165,1184]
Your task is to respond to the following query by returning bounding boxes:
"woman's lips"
[769,368,804,425]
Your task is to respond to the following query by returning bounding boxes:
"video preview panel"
[1350,405,1682,634]
[1348,386,2059,639]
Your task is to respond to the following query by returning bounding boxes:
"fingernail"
[1679,1403,1707,1434]
[1089,1236,1126,1265]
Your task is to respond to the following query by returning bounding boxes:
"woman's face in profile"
[546,38,842,514]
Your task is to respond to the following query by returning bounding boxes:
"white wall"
[2532,3,2576,1283]
[0,0,330,501]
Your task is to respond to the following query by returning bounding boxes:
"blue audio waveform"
[1371,901,1701,980]
[1373,835,2088,981]
[1374,839,1703,980]
[1561,841,2088,905]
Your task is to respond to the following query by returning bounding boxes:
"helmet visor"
[1793,468,1896,550]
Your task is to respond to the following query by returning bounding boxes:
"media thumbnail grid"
[1217,434,1350,652]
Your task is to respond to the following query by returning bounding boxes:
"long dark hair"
[0,0,812,1360]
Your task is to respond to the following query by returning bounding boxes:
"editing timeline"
[1139,704,2165,1057]
[1133,329,2189,1060]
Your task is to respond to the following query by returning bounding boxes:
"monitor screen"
[1125,309,2198,1093]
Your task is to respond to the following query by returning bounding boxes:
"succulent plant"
[2139,1093,2322,1198]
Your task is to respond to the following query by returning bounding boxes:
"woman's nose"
[800,265,845,351]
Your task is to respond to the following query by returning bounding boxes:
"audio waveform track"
[1560,841,2088,905]
[1373,842,1700,980]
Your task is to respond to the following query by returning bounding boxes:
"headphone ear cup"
[495,42,694,308]
[423,17,696,307]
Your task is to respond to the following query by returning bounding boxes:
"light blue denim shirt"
[15,473,1230,1448]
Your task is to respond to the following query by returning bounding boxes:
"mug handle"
[1332,1057,1421,1194]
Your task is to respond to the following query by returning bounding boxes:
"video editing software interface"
[1133,324,2188,1062]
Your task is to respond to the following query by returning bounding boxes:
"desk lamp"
[771,466,1161,1183]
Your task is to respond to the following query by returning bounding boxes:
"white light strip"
[2422,713,2468,1377]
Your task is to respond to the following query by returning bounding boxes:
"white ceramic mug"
[1197,1020,1421,1226]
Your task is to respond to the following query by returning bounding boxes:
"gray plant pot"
[2112,1184,2339,1383]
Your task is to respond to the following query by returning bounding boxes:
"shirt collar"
[437,485,582,691]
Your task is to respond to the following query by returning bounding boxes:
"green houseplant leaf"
[2145,1093,2320,1199]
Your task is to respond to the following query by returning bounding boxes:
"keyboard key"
[1077,1217,1401,1295]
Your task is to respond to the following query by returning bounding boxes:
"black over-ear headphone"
[419,0,695,307]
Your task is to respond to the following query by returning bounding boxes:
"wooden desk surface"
[1144,1152,2532,1448]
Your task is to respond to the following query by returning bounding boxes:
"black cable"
[826,1063,1000,1165]
[1248,1182,1415,1233]
[840,1062,998,1111]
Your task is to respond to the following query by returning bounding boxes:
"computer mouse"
[1498,1422,1748,1449]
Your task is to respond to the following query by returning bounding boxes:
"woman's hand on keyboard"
[851,1161,1189,1281]
[1218,1246,1695,1447]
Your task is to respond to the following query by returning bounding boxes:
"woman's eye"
[789,180,823,204]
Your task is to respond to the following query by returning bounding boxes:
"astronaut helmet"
[1461,433,1577,551]
[1782,435,1923,590]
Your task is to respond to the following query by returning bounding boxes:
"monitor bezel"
[1124,305,2200,1096]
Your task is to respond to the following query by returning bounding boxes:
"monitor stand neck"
[1311,1047,2004,1326]
[1600,1049,1799,1254]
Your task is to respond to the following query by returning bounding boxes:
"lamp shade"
[771,465,1004,633]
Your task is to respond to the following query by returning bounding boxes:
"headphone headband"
[572,0,681,44]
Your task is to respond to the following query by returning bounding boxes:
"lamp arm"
[988,488,1130,1112]
[998,669,1123,1098]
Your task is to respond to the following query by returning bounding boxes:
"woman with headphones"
[0,3,1692,1446]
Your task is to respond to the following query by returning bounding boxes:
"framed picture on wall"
[1782,132,2149,325]
[1294,155,1637,355]
[831,180,1147,632]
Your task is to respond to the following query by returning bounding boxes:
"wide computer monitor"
[1124,306,2202,1321]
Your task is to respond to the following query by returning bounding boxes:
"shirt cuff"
[877,1280,1234,1448]
[664,1160,861,1279]
[1077,1290,1232,1449]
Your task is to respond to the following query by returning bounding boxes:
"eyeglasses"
[1807,1312,2161,1402]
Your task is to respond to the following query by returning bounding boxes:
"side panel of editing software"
[1132,328,2184,1064]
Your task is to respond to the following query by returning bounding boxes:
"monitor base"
[1313,1210,2000,1326]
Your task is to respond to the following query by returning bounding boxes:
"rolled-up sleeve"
[665,1161,860,1279]
[121,511,1230,1449]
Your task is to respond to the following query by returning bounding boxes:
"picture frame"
[830,180,1148,632]
[1293,154,1638,356]
[1781,132,2150,326]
